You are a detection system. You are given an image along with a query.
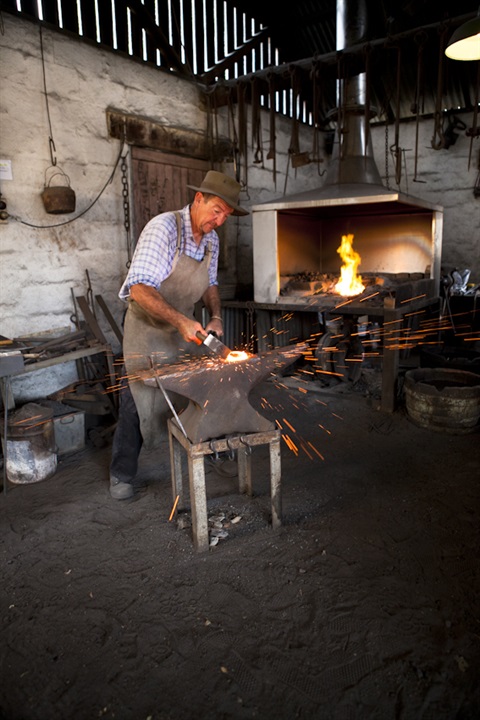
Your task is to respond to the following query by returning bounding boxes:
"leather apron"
[123,215,212,449]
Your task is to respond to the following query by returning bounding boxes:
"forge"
[139,343,307,443]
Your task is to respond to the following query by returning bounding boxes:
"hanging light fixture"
[445,7,480,60]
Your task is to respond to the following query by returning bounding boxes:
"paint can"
[0,403,57,484]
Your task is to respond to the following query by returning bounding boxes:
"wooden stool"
[167,418,282,552]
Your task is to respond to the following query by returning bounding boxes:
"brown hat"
[187,170,249,216]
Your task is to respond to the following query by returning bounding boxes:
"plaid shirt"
[119,205,219,300]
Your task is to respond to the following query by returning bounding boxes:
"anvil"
[140,343,307,443]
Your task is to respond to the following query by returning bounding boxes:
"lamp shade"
[445,12,480,60]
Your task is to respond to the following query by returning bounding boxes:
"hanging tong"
[310,59,325,175]
[467,61,480,171]
[288,66,310,170]
[237,81,248,191]
[412,31,427,183]
[227,88,240,181]
[267,73,277,187]
[390,45,403,186]
[431,26,448,150]
[251,77,264,166]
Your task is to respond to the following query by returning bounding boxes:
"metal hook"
[226,436,236,461]
[49,137,57,167]
[239,436,253,455]
[209,440,221,460]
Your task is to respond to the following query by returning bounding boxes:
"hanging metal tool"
[363,44,373,165]
[288,66,310,169]
[227,88,240,182]
[474,149,480,198]
[250,77,264,166]
[431,26,447,150]
[467,61,480,171]
[266,73,277,187]
[310,59,325,176]
[412,32,427,183]
[85,269,97,319]
[390,45,403,185]
[237,81,248,190]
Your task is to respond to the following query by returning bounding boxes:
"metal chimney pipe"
[324,0,383,187]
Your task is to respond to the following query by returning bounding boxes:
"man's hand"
[205,317,223,337]
[177,317,206,344]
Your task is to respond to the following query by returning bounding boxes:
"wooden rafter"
[199,27,271,85]
[124,0,193,77]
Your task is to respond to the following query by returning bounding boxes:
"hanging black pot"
[41,166,76,214]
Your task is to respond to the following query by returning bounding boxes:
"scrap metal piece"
[156,381,188,439]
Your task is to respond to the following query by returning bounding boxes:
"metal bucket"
[41,168,76,214]
[0,403,57,483]
[404,368,480,434]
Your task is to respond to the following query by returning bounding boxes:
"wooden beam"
[123,0,193,78]
[106,109,234,161]
[199,27,271,85]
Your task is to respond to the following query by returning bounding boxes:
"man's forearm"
[129,283,205,343]
[202,285,222,319]
[130,284,184,326]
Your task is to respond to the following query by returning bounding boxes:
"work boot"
[110,476,134,500]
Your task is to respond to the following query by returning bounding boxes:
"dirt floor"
[1,369,479,720]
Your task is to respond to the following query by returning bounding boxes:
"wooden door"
[131,147,210,245]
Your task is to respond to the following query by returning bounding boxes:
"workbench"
[1,342,116,494]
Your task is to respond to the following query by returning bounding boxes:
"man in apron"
[109,171,249,500]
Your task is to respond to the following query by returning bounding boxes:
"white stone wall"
[1,13,479,401]
[369,116,480,276]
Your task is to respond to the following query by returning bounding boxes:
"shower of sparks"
[400,294,426,304]
[282,434,299,455]
[282,417,296,433]
[11,414,50,430]
[318,424,331,435]
[87,302,478,470]
[168,494,180,521]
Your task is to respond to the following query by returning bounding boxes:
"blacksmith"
[109,171,248,500]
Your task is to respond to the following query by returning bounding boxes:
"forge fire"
[335,234,365,297]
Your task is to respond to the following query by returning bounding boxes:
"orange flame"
[335,234,365,297]
[225,350,250,363]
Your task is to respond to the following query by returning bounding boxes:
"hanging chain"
[121,153,132,266]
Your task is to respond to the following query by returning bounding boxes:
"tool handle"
[196,330,218,342]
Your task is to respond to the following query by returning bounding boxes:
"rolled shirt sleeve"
[119,206,219,300]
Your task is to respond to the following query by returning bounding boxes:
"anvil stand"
[167,418,282,553]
